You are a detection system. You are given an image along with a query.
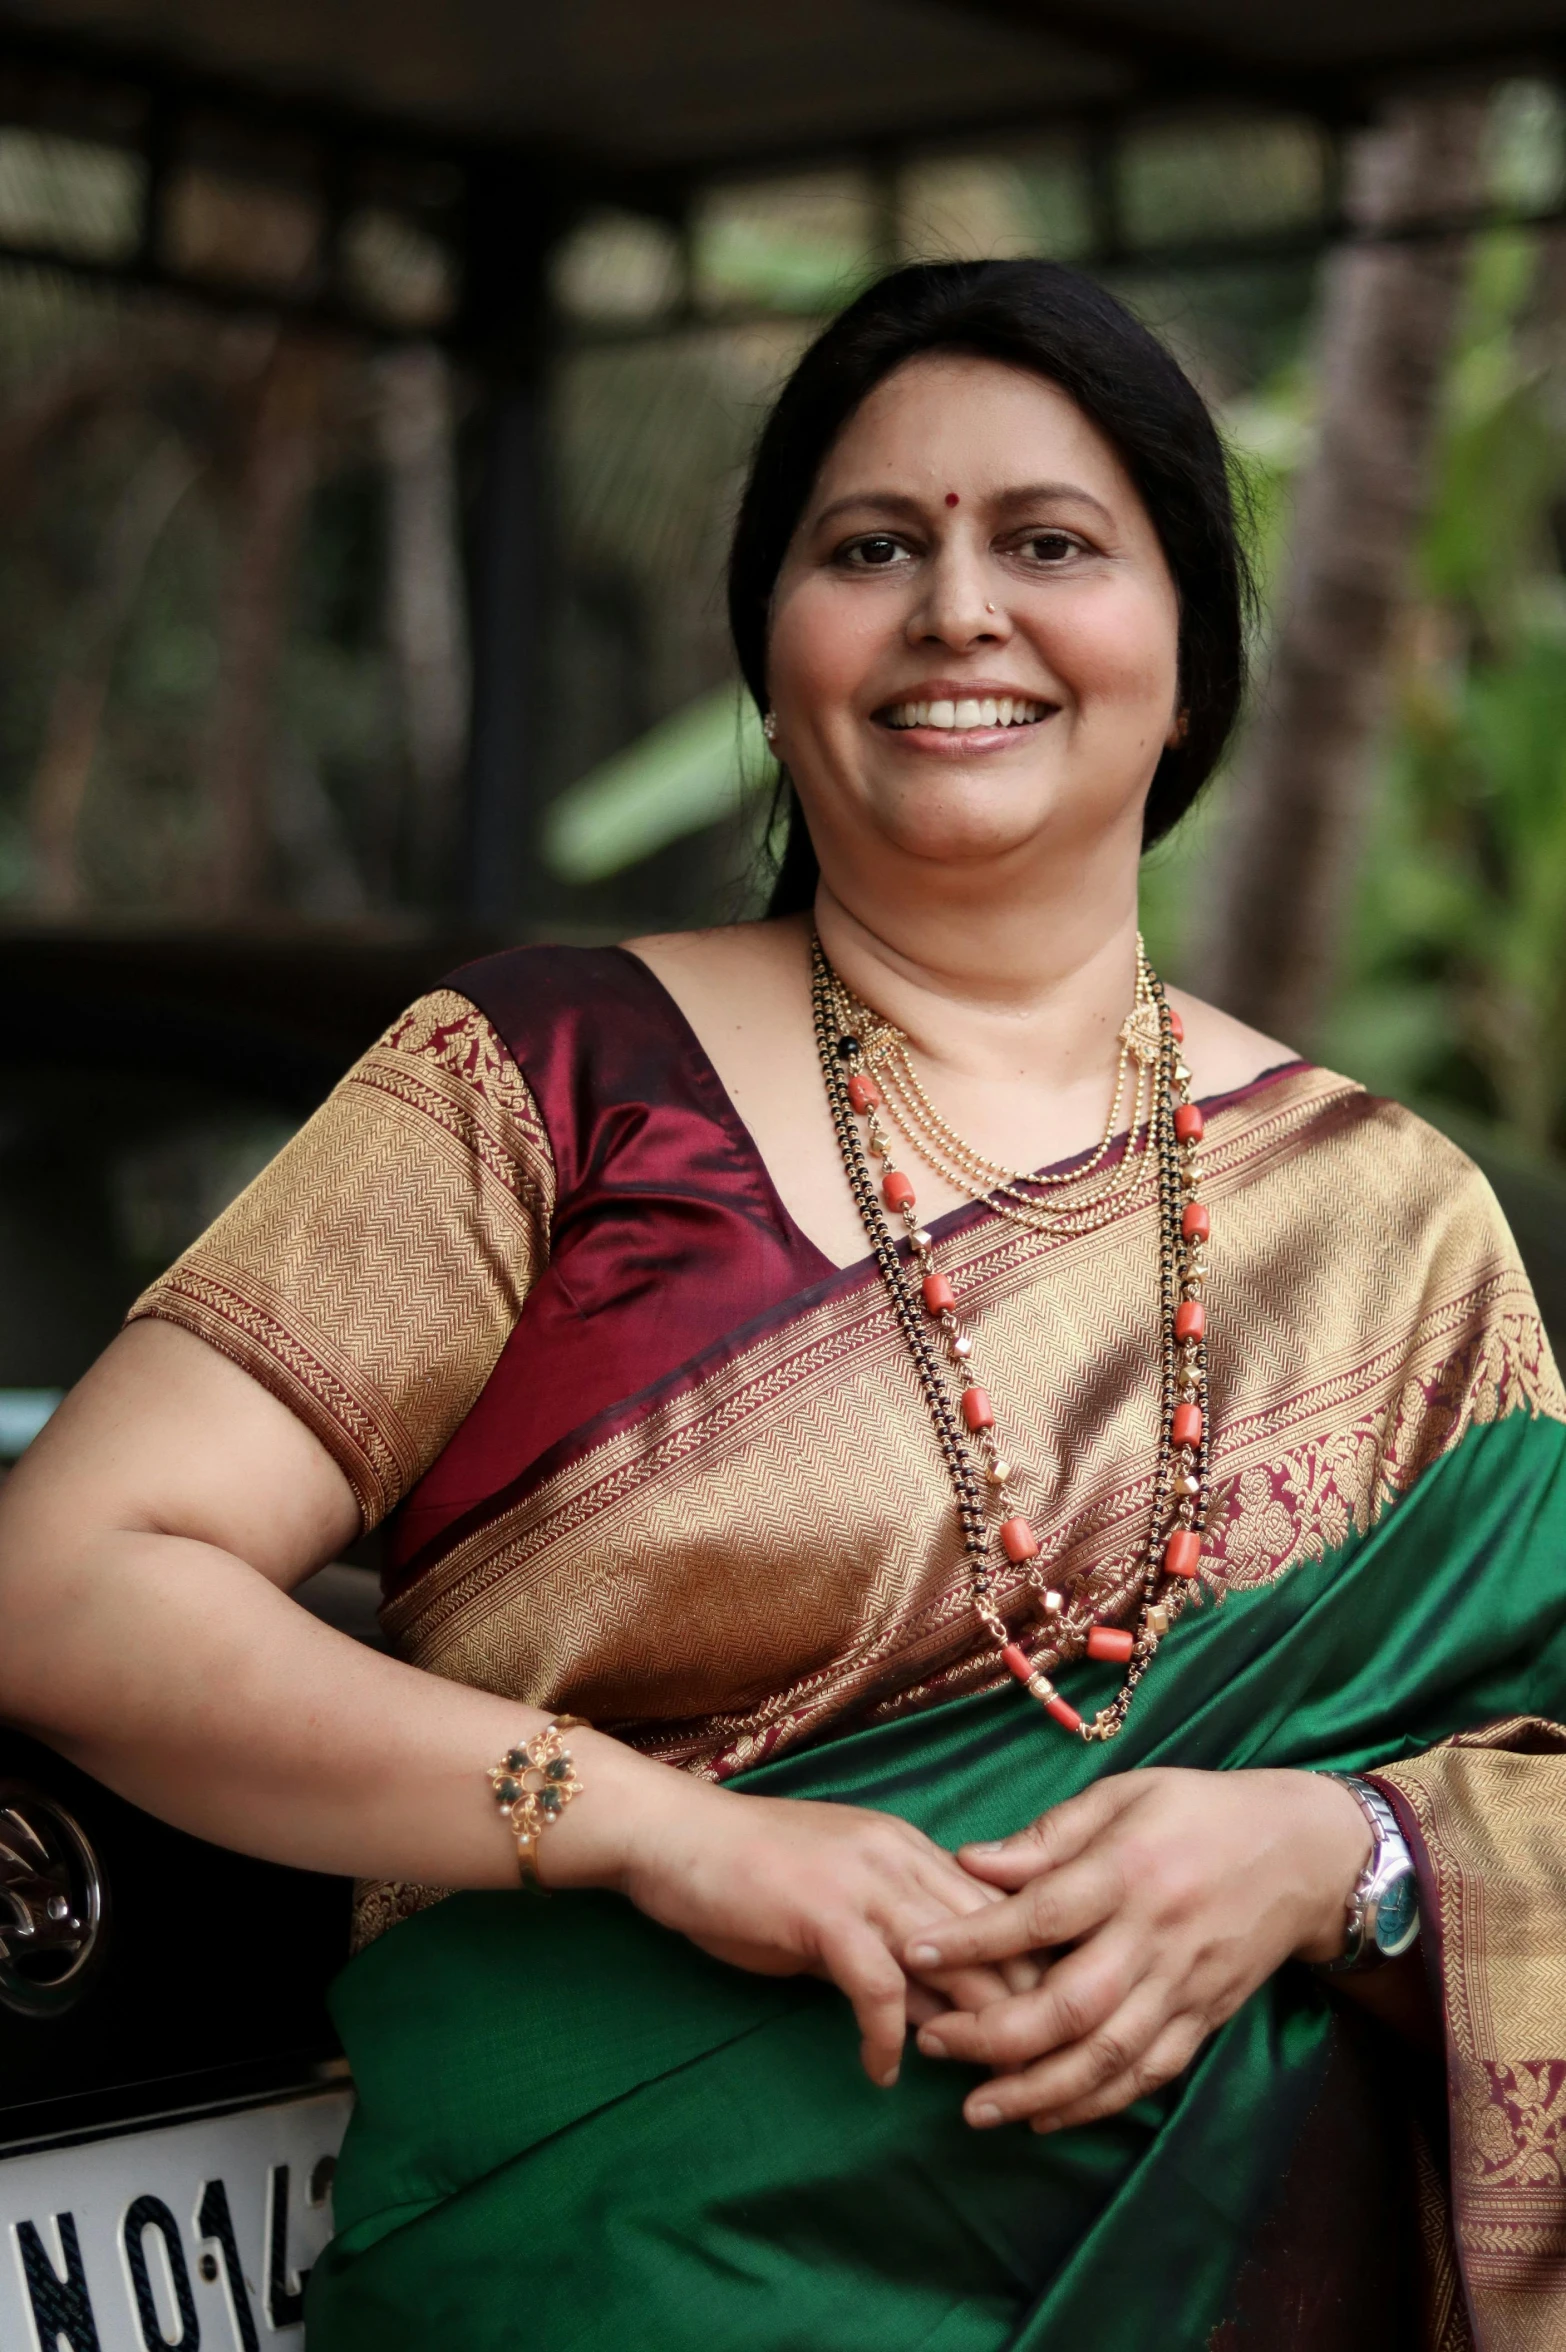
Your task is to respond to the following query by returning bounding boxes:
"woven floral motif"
[1379,1730,1566,2328]
[1460,2060,1566,2188]
[1206,1303,1563,1596]
[384,988,545,1136]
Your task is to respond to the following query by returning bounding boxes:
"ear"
[1165,706,1189,750]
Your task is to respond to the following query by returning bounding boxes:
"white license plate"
[0,2084,352,2349]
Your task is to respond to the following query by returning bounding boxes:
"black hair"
[726,258,1251,916]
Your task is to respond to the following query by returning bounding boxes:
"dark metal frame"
[2,14,1565,330]
[1,11,1563,919]
[0,20,478,339]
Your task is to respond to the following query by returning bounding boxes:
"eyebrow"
[811,481,1117,531]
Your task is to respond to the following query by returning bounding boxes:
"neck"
[811,865,1143,1094]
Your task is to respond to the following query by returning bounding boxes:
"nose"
[906,536,1010,654]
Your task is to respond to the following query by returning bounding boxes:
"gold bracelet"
[488,1716,587,1891]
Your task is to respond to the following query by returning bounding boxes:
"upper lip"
[873,679,1056,709]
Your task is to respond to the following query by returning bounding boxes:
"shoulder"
[621,915,809,1005]
[441,940,651,1042]
[619,917,812,1058]
[1217,1051,1525,1294]
[1170,989,1516,1257]
[1164,986,1299,1099]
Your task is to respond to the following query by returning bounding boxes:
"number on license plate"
[0,2087,351,2350]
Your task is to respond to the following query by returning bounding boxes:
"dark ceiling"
[4,0,1565,173]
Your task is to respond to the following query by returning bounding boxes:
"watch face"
[1373,1869,1421,1957]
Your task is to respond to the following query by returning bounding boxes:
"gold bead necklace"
[811,933,1213,1741]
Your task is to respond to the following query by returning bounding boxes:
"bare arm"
[0,1319,611,1888]
[0,1319,1014,2085]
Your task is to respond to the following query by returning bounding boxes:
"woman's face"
[766,351,1183,892]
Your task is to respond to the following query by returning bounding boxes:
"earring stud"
[762,711,778,744]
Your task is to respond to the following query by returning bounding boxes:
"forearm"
[0,1527,673,1892]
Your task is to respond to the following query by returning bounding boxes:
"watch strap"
[1315,1771,1417,1974]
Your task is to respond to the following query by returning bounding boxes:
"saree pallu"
[125,943,1566,2348]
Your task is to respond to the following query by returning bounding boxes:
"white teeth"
[884,696,1046,729]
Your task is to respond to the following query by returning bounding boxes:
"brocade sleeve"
[127,990,554,1528]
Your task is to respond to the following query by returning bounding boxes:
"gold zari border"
[1378,1725,1566,2346]
[383,1068,1562,1779]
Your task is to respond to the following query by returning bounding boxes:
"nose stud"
[985,603,996,615]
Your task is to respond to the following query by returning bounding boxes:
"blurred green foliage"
[1319,227,1566,1159]
[1138,205,1566,1195]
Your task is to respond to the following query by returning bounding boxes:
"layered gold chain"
[811,933,1214,1743]
[822,940,1163,1237]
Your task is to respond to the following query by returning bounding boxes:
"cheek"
[768,579,887,716]
[1042,585,1179,720]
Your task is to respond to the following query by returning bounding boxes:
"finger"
[904,1851,1120,1975]
[873,1854,1017,2017]
[916,1960,1021,2015]
[957,1777,1143,1887]
[865,1843,1004,1956]
[959,1977,1175,2128]
[905,1980,948,2028]
[904,1852,1008,1917]
[1030,2013,1207,2134]
[918,1934,1134,2073]
[860,1835,1039,2022]
[818,1921,909,2089]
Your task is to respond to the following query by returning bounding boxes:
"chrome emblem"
[0,1785,106,2017]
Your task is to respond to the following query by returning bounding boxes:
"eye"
[838,534,912,570]
[1019,530,1085,564]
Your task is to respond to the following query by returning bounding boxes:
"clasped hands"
[897,1765,1370,2132]
[625,1763,1371,2132]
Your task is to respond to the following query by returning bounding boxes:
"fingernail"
[878,2063,901,2089]
[917,2028,947,2057]
[969,2101,1002,2128]
[908,1943,943,1967]
[965,1841,1006,1856]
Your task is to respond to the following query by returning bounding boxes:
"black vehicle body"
[0,928,488,2347]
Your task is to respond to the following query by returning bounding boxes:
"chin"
[867,773,1096,868]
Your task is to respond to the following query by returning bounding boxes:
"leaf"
[542,686,769,883]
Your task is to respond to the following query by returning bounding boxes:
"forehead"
[811,350,1137,510]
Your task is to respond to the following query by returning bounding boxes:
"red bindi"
[945,492,960,507]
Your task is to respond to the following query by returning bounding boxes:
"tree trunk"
[26,440,197,913]
[200,335,331,916]
[1196,92,1490,1042]
[376,344,470,901]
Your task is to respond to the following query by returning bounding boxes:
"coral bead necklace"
[810,932,1213,1741]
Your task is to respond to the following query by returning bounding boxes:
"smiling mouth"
[880,695,1052,731]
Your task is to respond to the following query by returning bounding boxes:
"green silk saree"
[129,954,1566,2349]
[312,1404,1566,2349]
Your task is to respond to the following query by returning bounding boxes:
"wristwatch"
[1315,1773,1421,1973]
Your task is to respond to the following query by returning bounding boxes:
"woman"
[2,261,1563,2349]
